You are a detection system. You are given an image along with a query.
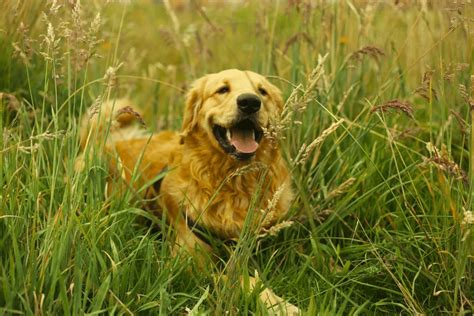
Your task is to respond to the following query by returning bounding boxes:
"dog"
[77,69,299,314]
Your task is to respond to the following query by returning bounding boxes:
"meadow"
[0,0,473,314]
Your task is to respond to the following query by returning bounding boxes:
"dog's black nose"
[237,93,261,114]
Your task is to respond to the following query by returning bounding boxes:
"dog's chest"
[182,180,257,238]
[165,155,292,240]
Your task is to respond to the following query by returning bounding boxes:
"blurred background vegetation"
[0,0,473,314]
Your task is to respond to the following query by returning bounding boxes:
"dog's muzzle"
[213,94,263,161]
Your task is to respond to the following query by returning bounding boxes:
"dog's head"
[181,69,284,161]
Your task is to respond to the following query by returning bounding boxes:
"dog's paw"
[259,287,300,315]
[278,301,300,315]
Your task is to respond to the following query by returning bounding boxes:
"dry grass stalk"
[456,63,470,71]
[423,143,468,183]
[294,209,333,225]
[259,184,287,229]
[449,110,468,135]
[458,84,469,103]
[12,22,35,65]
[39,17,62,63]
[443,62,469,82]
[462,208,473,226]
[283,32,314,55]
[443,72,455,82]
[6,131,65,154]
[158,27,176,47]
[264,184,286,215]
[87,96,103,119]
[390,127,422,140]
[336,84,356,112]
[18,143,41,154]
[257,220,294,238]
[327,177,356,200]
[0,93,20,112]
[12,0,102,81]
[29,131,63,141]
[48,0,61,14]
[350,46,385,62]
[163,0,181,34]
[33,292,45,316]
[371,99,414,119]
[264,54,328,143]
[292,119,344,165]
[228,162,266,179]
[103,63,123,88]
[66,0,102,70]
[414,70,438,101]
[470,75,474,111]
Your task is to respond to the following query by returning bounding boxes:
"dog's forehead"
[208,69,265,87]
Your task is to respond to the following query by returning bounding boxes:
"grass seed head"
[462,209,473,226]
[458,84,469,103]
[327,177,356,200]
[293,119,344,166]
[258,220,294,238]
[12,22,35,65]
[228,162,265,179]
[283,31,314,55]
[414,70,438,101]
[258,184,288,229]
[0,93,20,113]
[423,142,468,183]
[449,110,468,135]
[104,63,123,88]
[371,99,415,119]
[350,46,385,62]
[264,55,329,144]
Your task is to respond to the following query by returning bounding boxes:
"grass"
[0,0,473,314]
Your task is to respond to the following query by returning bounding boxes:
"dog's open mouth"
[213,119,264,160]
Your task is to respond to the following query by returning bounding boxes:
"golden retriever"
[77,69,298,314]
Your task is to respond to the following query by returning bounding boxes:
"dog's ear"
[180,75,209,143]
[267,81,285,111]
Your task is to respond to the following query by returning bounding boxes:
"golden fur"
[77,69,298,314]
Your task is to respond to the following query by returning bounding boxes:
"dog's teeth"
[226,129,232,141]
[252,129,256,140]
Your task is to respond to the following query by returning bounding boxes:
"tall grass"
[1,0,472,314]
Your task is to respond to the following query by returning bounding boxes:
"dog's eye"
[216,86,230,94]
[258,87,268,96]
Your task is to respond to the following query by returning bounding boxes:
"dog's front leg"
[160,193,212,264]
[173,220,212,254]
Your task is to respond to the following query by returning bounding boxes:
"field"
[1,0,473,314]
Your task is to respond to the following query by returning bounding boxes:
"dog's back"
[78,99,147,149]
[76,99,179,197]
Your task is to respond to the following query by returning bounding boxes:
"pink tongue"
[230,128,258,153]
